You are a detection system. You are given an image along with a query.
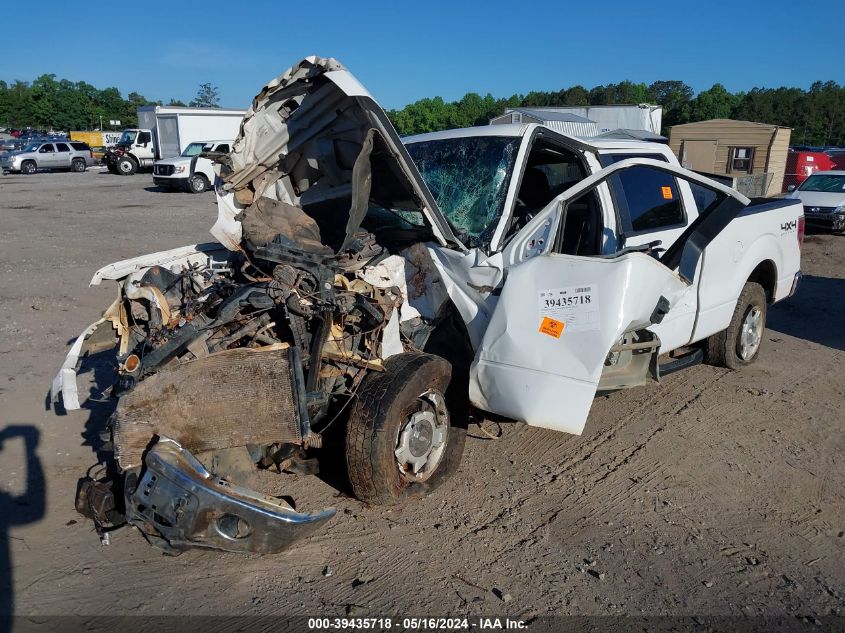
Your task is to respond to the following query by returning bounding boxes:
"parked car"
[1,140,97,173]
[53,57,803,556]
[152,140,232,193]
[0,137,26,153]
[787,170,845,233]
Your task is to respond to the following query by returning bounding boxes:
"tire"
[117,156,137,176]
[187,173,208,194]
[21,160,36,175]
[71,158,86,173]
[345,353,468,505]
[704,281,767,369]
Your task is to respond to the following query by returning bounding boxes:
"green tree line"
[0,74,196,131]
[387,80,845,147]
[2,74,842,146]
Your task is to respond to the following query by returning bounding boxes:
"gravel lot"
[0,169,843,627]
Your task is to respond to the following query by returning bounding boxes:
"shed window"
[512,113,522,123]
[729,147,754,173]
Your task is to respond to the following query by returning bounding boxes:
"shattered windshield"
[405,136,519,247]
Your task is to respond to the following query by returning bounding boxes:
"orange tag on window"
[661,186,673,199]
[539,317,565,338]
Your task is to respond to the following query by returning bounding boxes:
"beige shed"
[668,119,792,196]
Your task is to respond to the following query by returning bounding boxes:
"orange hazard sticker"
[539,317,565,338]
[661,186,673,199]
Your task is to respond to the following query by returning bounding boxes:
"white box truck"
[104,106,245,175]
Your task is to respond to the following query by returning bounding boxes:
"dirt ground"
[0,169,843,628]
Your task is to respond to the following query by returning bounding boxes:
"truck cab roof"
[403,123,674,156]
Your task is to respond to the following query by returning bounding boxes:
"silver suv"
[1,140,97,174]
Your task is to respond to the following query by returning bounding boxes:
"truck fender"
[693,232,784,342]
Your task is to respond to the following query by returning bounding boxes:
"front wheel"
[704,281,767,369]
[345,353,467,505]
[187,173,208,194]
[117,156,137,176]
[21,160,36,174]
[71,158,86,173]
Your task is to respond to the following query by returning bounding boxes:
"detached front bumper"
[125,438,335,554]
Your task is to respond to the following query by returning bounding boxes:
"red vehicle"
[784,150,836,191]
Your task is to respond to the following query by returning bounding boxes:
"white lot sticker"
[538,285,600,332]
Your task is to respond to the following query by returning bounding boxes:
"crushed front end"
[54,56,465,555]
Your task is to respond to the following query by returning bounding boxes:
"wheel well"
[748,260,777,303]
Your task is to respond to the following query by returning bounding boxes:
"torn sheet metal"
[125,437,335,554]
[90,242,231,286]
[51,317,109,410]
[213,56,464,254]
[359,243,451,323]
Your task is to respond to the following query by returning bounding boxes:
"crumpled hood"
[211,56,464,253]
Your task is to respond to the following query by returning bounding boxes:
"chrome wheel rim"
[394,389,449,482]
[739,306,763,360]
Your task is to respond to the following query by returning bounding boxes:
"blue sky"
[3,0,843,110]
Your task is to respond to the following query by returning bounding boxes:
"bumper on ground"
[125,437,335,554]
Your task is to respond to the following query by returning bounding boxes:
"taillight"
[797,215,805,251]
[89,151,93,158]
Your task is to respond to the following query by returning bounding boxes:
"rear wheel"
[117,156,137,176]
[71,158,86,173]
[21,160,36,174]
[345,353,467,505]
[704,281,767,369]
[187,173,209,194]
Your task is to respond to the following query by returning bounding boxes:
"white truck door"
[469,158,750,435]
[471,252,689,434]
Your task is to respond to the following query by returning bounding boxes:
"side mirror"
[787,185,796,192]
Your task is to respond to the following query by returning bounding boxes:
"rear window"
[70,142,89,151]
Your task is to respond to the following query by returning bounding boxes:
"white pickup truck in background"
[152,140,232,193]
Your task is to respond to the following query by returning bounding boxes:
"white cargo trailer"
[104,106,245,175]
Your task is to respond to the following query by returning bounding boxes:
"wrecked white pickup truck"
[53,57,803,555]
